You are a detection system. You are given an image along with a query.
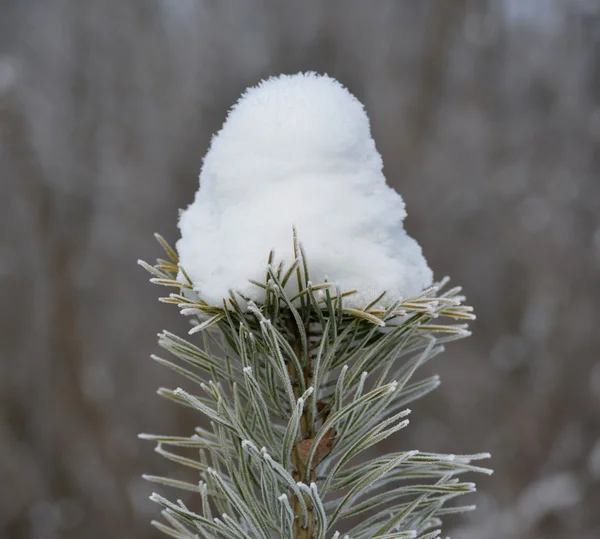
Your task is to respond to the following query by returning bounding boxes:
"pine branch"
[138,234,491,538]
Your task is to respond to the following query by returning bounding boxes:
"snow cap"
[177,72,432,308]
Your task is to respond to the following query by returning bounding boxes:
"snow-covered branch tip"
[138,72,489,539]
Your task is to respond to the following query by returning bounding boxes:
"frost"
[177,72,432,308]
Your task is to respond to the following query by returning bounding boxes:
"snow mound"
[177,72,432,308]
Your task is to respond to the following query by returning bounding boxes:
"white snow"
[176,72,432,308]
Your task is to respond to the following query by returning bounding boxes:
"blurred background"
[1,1,599,538]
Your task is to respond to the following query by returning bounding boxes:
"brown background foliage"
[1,1,599,538]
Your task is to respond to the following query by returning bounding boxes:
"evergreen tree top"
[137,73,490,539]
